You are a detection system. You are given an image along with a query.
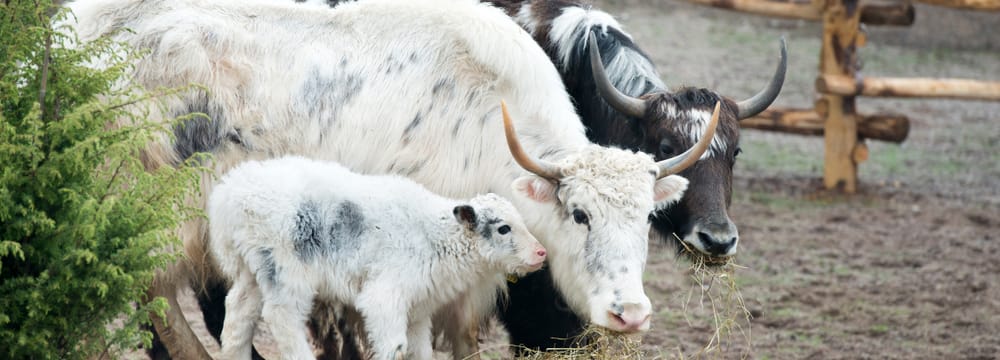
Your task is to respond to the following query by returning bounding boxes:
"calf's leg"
[261,291,316,360]
[219,269,263,360]
[356,286,409,360]
[406,317,433,360]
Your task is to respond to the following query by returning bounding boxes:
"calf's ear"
[512,176,557,203]
[653,174,689,210]
[453,205,478,230]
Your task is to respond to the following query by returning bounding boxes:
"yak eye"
[658,139,674,156]
[498,225,511,235]
[734,147,743,157]
[572,209,589,225]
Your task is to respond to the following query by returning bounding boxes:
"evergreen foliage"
[1,1,206,357]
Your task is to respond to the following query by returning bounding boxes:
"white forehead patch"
[656,102,728,159]
[685,108,728,159]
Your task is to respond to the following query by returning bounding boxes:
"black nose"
[697,231,736,255]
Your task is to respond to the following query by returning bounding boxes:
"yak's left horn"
[588,31,647,118]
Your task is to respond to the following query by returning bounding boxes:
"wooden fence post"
[819,0,865,192]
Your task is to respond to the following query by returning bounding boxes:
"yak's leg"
[338,306,368,360]
[146,274,213,360]
[309,299,343,360]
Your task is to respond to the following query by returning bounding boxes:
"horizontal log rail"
[682,0,914,25]
[915,0,1000,10]
[742,107,910,142]
[816,74,1000,101]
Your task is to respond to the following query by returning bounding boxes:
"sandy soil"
[165,1,999,359]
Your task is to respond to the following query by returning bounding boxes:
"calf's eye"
[498,225,511,235]
[572,209,589,225]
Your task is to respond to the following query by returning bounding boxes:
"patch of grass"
[796,332,824,346]
[832,265,854,276]
[870,324,890,334]
[745,191,831,212]
[738,137,820,176]
[771,307,802,319]
[870,144,904,176]
[707,27,762,49]
[747,191,799,209]
[863,46,959,75]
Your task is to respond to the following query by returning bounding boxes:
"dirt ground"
[608,0,1000,358]
[168,1,999,359]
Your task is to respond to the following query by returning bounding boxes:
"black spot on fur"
[172,94,225,164]
[258,248,278,285]
[403,112,422,138]
[539,147,560,160]
[300,67,364,129]
[329,201,366,244]
[412,161,426,175]
[583,231,604,275]
[465,90,478,109]
[294,200,325,260]
[432,78,454,96]
[479,217,503,242]
[293,200,365,261]
[610,302,624,315]
[452,116,464,138]
[480,111,492,127]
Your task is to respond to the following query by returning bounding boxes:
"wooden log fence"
[743,108,910,142]
[686,0,1000,192]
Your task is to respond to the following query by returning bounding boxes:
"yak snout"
[606,301,651,333]
[692,219,739,257]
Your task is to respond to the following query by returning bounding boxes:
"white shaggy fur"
[208,156,545,360]
[64,0,698,356]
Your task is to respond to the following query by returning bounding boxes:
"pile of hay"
[677,238,753,358]
[496,237,752,359]
[512,326,644,359]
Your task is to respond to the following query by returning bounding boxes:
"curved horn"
[657,101,720,178]
[588,31,647,118]
[501,101,562,180]
[737,37,787,119]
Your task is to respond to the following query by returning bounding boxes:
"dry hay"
[485,237,751,360]
[510,325,645,359]
[675,235,753,359]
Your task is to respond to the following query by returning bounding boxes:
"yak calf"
[208,156,546,360]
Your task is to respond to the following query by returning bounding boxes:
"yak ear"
[512,176,557,203]
[453,205,477,230]
[653,174,689,209]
